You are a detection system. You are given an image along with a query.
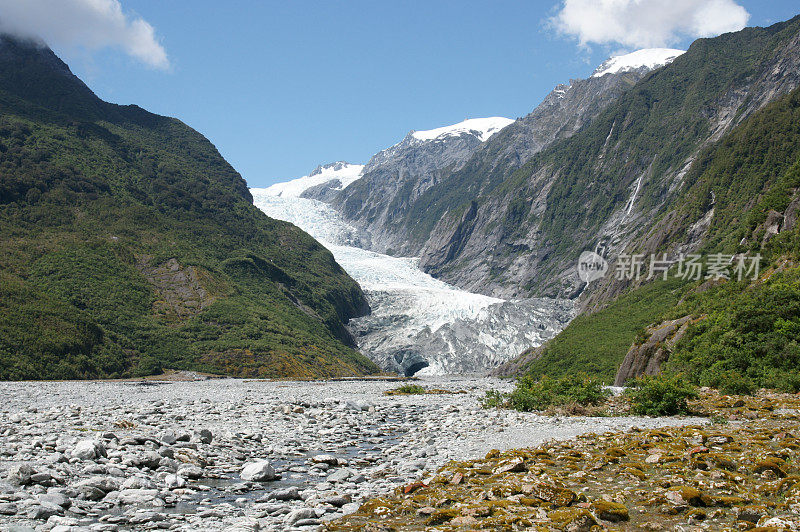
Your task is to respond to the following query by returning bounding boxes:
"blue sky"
[21,1,800,187]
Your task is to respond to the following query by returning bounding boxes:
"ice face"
[250,188,575,375]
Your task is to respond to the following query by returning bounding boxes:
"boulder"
[614,316,692,385]
[164,474,186,489]
[70,440,106,461]
[6,464,35,486]
[240,460,277,482]
[194,429,213,444]
[284,508,317,525]
[327,468,353,483]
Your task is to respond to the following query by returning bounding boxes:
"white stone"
[240,460,276,482]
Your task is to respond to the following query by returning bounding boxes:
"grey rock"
[0,501,17,514]
[37,492,71,508]
[116,488,161,506]
[74,476,120,494]
[266,486,301,501]
[160,430,177,445]
[284,507,316,525]
[223,517,260,532]
[7,464,35,486]
[326,468,352,483]
[176,464,203,479]
[321,494,351,507]
[240,460,277,482]
[311,454,339,466]
[121,476,155,490]
[164,474,185,489]
[71,440,106,461]
[194,429,213,444]
[27,501,62,519]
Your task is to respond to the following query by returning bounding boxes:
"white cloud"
[0,0,169,69]
[552,0,751,49]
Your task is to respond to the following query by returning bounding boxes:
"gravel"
[0,376,704,531]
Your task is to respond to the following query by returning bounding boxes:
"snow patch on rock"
[592,48,685,78]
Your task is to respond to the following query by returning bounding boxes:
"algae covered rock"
[591,500,630,522]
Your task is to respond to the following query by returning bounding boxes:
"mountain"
[265,161,364,200]
[591,48,685,77]
[308,117,513,254]
[489,16,800,390]
[0,35,378,380]
[407,18,800,299]
[325,49,683,265]
[504,83,800,391]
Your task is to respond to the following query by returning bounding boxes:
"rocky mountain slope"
[0,35,377,380]
[415,17,800,300]
[501,68,800,391]
[321,50,683,269]
[319,118,513,254]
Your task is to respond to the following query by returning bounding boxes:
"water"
[250,189,574,375]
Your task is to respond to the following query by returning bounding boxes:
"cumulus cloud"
[0,0,169,69]
[552,0,751,49]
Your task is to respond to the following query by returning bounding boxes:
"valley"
[251,171,574,376]
[2,4,800,531]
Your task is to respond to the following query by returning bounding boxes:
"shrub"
[390,384,426,395]
[627,373,698,416]
[134,355,163,377]
[480,389,505,408]
[765,369,800,393]
[482,373,608,412]
[705,369,757,395]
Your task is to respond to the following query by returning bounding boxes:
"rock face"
[413,19,800,300]
[329,70,652,260]
[317,20,800,306]
[323,118,514,255]
[614,316,693,385]
[489,345,545,378]
[137,257,216,322]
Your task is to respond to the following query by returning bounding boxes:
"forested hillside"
[0,35,378,380]
[507,85,800,391]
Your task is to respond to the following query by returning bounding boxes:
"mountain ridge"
[0,34,378,380]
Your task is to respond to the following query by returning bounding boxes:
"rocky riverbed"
[0,376,703,531]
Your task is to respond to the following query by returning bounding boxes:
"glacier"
[251,186,574,376]
[261,161,364,198]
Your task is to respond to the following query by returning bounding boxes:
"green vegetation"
[521,278,688,382]
[518,79,800,393]
[481,373,608,412]
[673,103,800,257]
[0,36,378,380]
[626,373,698,416]
[388,384,427,395]
[663,267,800,393]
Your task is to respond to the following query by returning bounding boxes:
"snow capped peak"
[411,117,514,142]
[592,48,685,78]
[309,161,352,177]
[258,162,364,198]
